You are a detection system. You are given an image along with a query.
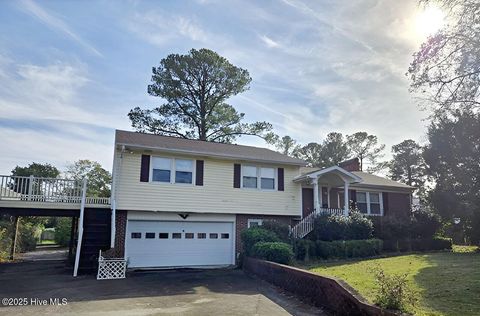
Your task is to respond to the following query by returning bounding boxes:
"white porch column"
[313,180,320,213]
[343,181,349,216]
[327,186,331,208]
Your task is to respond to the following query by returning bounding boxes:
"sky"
[0,0,442,174]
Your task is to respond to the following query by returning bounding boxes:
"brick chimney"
[339,157,360,172]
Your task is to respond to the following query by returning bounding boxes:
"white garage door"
[126,220,234,268]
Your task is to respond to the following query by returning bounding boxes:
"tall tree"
[11,162,60,178]
[346,132,385,171]
[423,109,480,244]
[389,139,426,193]
[65,160,112,197]
[408,0,480,114]
[269,135,301,156]
[129,48,274,143]
[296,142,323,168]
[319,132,350,167]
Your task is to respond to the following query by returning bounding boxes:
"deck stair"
[291,208,344,239]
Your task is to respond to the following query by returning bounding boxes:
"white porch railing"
[0,175,110,205]
[291,207,344,239]
[97,250,127,280]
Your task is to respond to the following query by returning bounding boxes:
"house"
[109,130,414,269]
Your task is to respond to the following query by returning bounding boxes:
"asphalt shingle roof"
[115,130,307,166]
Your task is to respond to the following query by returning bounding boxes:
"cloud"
[17,0,102,57]
[259,35,280,48]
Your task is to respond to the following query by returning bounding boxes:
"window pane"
[357,203,368,213]
[242,166,257,177]
[152,169,170,182]
[152,157,171,170]
[261,178,275,189]
[371,203,381,214]
[370,193,380,203]
[209,233,218,239]
[260,167,274,178]
[145,232,155,239]
[131,232,141,239]
[243,176,257,188]
[185,233,194,239]
[176,159,193,172]
[159,233,168,239]
[356,192,367,203]
[221,233,229,239]
[172,233,182,239]
[175,171,192,184]
[198,233,206,239]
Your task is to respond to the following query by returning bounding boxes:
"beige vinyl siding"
[114,150,302,216]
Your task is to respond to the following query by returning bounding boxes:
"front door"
[302,188,314,218]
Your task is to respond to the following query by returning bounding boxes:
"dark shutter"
[233,164,241,188]
[195,160,204,186]
[278,168,284,191]
[140,154,150,182]
[350,189,357,209]
[382,192,389,215]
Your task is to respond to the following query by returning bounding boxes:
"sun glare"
[415,5,445,38]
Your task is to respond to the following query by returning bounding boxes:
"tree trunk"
[9,216,20,260]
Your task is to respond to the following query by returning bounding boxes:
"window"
[355,191,383,215]
[185,233,194,239]
[172,233,182,239]
[159,233,169,239]
[175,159,193,184]
[145,232,155,239]
[242,166,257,188]
[247,219,263,228]
[260,168,275,190]
[209,233,218,239]
[131,232,141,239]
[152,157,171,182]
[356,192,368,213]
[370,193,381,215]
[197,233,206,239]
[221,233,229,239]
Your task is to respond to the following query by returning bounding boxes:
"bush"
[295,239,316,261]
[373,216,411,240]
[251,241,294,264]
[17,222,40,252]
[54,217,72,247]
[383,237,452,252]
[262,220,291,242]
[371,266,416,311]
[241,227,279,256]
[311,212,374,241]
[411,208,441,239]
[315,239,383,259]
[0,227,8,261]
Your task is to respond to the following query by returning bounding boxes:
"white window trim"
[355,191,383,216]
[247,219,263,228]
[240,165,277,191]
[150,156,195,186]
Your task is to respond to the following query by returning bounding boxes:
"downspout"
[73,178,87,277]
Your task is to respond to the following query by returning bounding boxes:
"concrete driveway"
[0,260,327,316]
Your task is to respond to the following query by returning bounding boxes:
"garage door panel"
[126,220,234,268]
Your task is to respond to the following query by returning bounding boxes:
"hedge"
[251,241,294,264]
[241,227,279,255]
[295,239,383,260]
[382,237,452,252]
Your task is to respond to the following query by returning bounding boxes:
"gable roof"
[350,171,414,190]
[294,165,363,183]
[115,130,307,166]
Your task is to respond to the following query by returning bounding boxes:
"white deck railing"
[0,175,110,205]
[291,207,345,239]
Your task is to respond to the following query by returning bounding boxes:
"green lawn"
[304,248,480,316]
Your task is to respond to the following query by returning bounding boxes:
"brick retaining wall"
[243,257,400,316]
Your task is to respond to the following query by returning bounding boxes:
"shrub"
[0,227,8,261]
[241,227,279,256]
[314,239,382,259]
[312,213,373,241]
[371,266,416,311]
[54,217,72,247]
[251,241,293,264]
[295,239,316,261]
[373,216,411,240]
[411,208,441,239]
[17,221,40,252]
[262,220,291,242]
[345,211,374,240]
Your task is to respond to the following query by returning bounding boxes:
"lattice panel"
[97,259,127,280]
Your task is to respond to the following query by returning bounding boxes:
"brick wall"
[386,192,411,217]
[112,210,127,258]
[243,257,399,316]
[235,214,295,259]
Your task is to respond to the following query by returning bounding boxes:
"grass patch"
[37,240,56,245]
[306,250,480,315]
